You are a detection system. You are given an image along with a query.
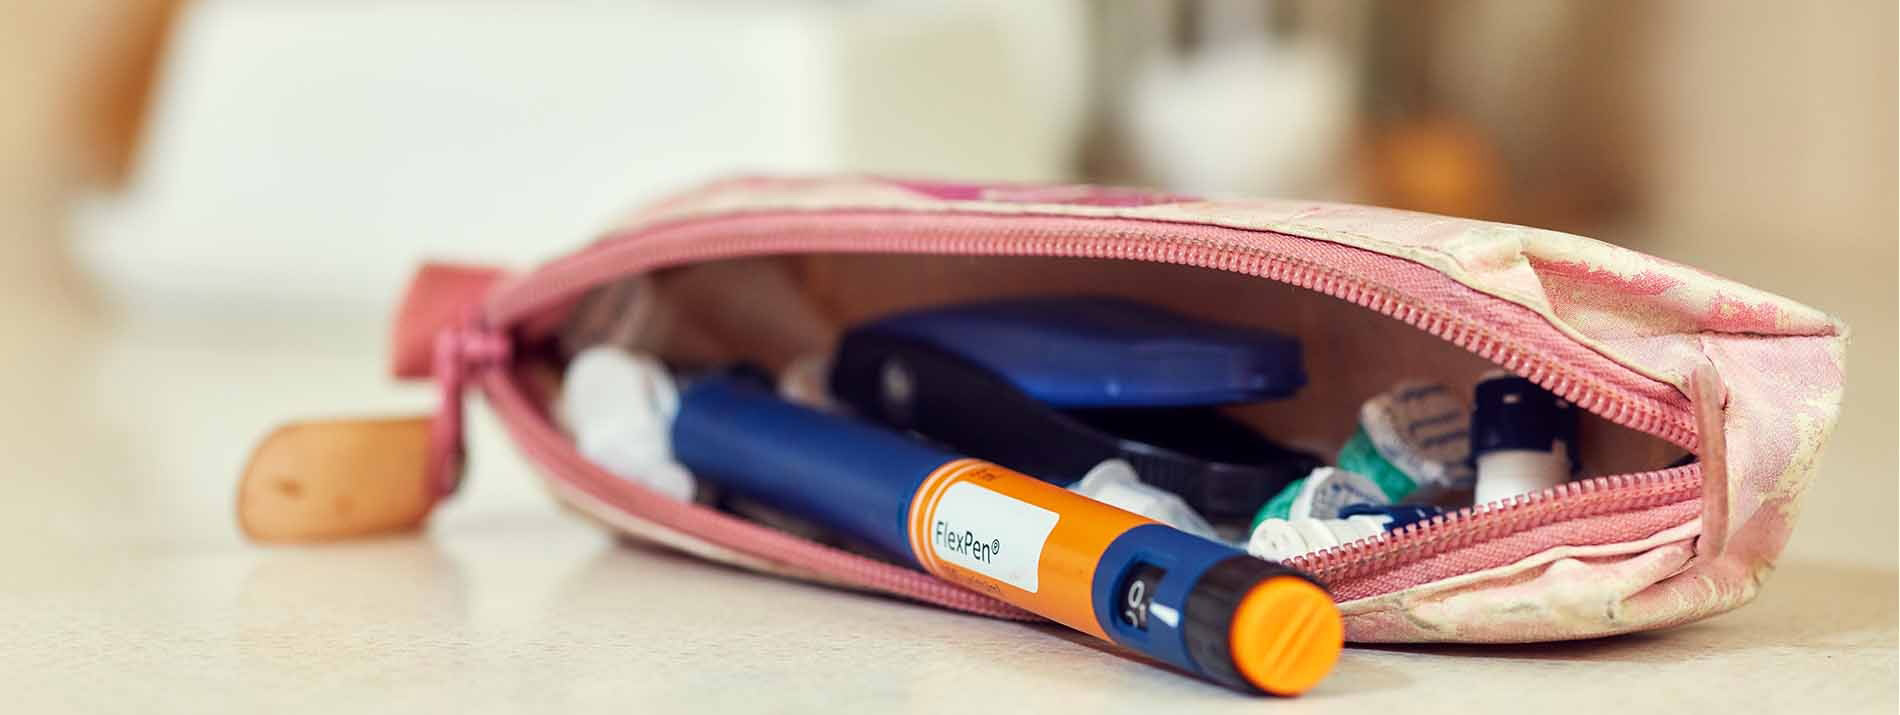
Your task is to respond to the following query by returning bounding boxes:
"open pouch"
[246,176,1847,644]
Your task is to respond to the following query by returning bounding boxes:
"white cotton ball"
[560,346,693,501]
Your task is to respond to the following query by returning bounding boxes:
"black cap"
[1472,375,1577,461]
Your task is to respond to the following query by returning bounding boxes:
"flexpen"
[660,367,1342,695]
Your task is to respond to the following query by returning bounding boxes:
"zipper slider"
[427,320,512,497]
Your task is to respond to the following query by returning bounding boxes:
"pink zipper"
[1291,464,1699,583]
[474,209,1706,600]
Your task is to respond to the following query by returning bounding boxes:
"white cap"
[559,346,694,501]
[1069,459,1222,541]
[1247,515,1390,562]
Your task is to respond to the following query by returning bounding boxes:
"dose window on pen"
[1117,564,1167,630]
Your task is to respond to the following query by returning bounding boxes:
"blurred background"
[2,1,1892,569]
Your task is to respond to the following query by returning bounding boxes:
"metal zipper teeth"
[495,211,1703,578]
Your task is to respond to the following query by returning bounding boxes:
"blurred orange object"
[239,416,439,543]
[1358,115,1506,221]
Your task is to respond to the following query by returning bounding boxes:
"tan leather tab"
[239,416,438,543]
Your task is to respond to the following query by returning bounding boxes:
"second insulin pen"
[668,370,1342,695]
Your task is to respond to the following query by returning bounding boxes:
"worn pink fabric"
[409,175,1845,643]
[619,174,1842,542]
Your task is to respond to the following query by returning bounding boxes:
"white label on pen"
[929,481,1059,593]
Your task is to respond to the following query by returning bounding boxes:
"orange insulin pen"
[670,371,1343,695]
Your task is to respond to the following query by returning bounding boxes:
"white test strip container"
[1469,374,1577,505]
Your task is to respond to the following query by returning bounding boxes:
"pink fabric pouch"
[379,175,1845,643]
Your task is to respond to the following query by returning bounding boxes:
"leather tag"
[238,416,439,542]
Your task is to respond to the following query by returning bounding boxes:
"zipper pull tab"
[426,322,511,497]
[238,322,510,543]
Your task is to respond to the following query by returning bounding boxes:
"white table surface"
[1,306,1893,714]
